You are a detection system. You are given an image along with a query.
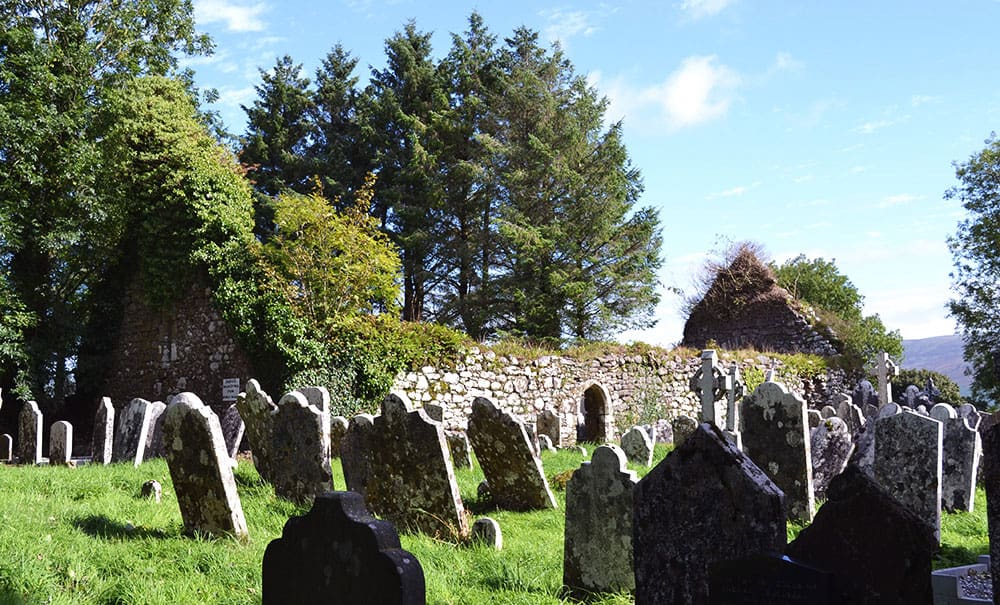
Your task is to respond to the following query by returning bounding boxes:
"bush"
[894,368,964,406]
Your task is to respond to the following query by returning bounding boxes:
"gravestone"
[708,555,835,605]
[873,409,943,540]
[807,409,822,429]
[262,491,425,605]
[162,392,249,539]
[620,425,654,466]
[141,479,162,502]
[538,434,556,452]
[421,403,443,422]
[235,379,278,482]
[537,409,561,447]
[270,390,333,503]
[471,517,502,550]
[1,433,11,462]
[92,397,114,465]
[982,423,1000,601]
[112,398,156,466]
[367,393,469,539]
[445,431,473,469]
[690,349,726,426]
[17,401,42,465]
[850,402,901,476]
[563,445,637,598]
[523,421,540,454]
[929,402,981,512]
[467,397,557,511]
[835,395,865,436]
[633,423,786,604]
[49,421,73,465]
[725,361,745,436]
[218,404,245,459]
[330,415,349,458]
[671,415,698,448]
[852,380,877,410]
[809,417,853,501]
[296,386,332,468]
[786,465,937,604]
[820,405,837,419]
[958,403,982,430]
[740,381,815,522]
[341,413,375,499]
[652,419,674,444]
[142,400,167,459]
[875,351,899,407]
[902,384,921,408]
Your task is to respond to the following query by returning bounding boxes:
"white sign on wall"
[222,378,241,402]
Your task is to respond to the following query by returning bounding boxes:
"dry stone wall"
[392,348,854,445]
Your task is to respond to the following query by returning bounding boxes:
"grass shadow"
[72,514,171,540]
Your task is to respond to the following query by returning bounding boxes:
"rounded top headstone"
[381,392,412,422]
[592,444,629,472]
[929,402,957,422]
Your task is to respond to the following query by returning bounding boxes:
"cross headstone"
[725,361,744,432]
[620,425,654,466]
[873,409,943,540]
[809,417,853,502]
[235,379,278,482]
[689,350,726,426]
[563,444,637,598]
[49,421,72,465]
[270,390,333,503]
[740,380,815,522]
[91,397,114,465]
[17,401,42,465]
[341,413,375,499]
[0,433,11,462]
[162,392,249,539]
[671,415,698,448]
[874,351,899,407]
[367,393,469,539]
[536,409,561,447]
[785,466,937,603]
[929,402,981,512]
[634,423,786,604]
[262,491,425,605]
[467,397,557,511]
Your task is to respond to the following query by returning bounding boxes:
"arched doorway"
[578,383,612,443]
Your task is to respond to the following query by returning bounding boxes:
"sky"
[185,0,1000,348]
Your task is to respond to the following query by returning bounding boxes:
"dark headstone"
[809,417,853,501]
[785,465,936,604]
[112,398,156,466]
[981,423,1000,599]
[930,403,980,512]
[262,491,425,605]
[672,415,698,447]
[852,380,877,409]
[633,423,786,605]
[91,397,114,465]
[49,420,73,465]
[17,401,42,465]
[708,555,835,605]
[445,431,472,469]
[0,433,11,461]
[537,409,561,446]
[330,415,349,459]
[219,403,245,459]
[341,413,375,499]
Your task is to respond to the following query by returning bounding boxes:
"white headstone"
[875,351,899,407]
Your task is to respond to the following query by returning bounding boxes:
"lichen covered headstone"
[341,413,375,499]
[809,416,853,501]
[740,380,815,522]
[563,444,637,598]
[17,401,42,465]
[162,392,248,539]
[873,409,942,540]
[671,415,698,448]
[930,402,981,512]
[633,423,786,604]
[367,393,469,539]
[445,431,473,469]
[262,491,425,605]
[112,398,157,467]
[620,425,654,467]
[270,390,333,503]
[467,397,557,511]
[850,402,901,476]
[49,421,73,465]
[92,397,114,465]
[235,379,278,482]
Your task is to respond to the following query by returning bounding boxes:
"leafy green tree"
[894,368,964,406]
[0,0,209,408]
[947,133,1000,403]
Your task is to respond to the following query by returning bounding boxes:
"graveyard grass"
[0,446,989,604]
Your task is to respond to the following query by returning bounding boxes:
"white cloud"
[194,0,268,32]
[679,0,735,20]
[650,55,741,128]
[541,9,597,47]
[878,193,922,208]
[770,52,803,73]
[854,114,910,134]
[707,180,761,199]
[911,94,940,107]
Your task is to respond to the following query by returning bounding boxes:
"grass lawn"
[0,444,989,604]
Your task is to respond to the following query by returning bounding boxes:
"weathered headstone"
[809,417,853,501]
[471,517,502,550]
[445,431,472,469]
[367,393,469,539]
[563,445,637,598]
[538,434,556,453]
[671,415,698,448]
[467,397,557,511]
[235,379,278,482]
[740,380,815,522]
[873,409,942,540]
[262,491,425,605]
[958,403,982,431]
[708,555,836,604]
[852,380,877,410]
[0,433,11,462]
[835,394,865,436]
[537,409,561,447]
[875,351,899,407]
[17,401,42,465]
[296,386,332,467]
[930,402,981,512]
[523,421,540,454]
[786,465,937,604]
[162,392,249,539]
[652,419,674,444]
[982,423,1000,601]
[807,409,822,429]
[620,425,654,467]
[49,421,73,465]
[91,397,114,465]
[850,402,901,477]
[820,405,837,419]
[112,398,155,466]
[270,390,333,503]
[143,400,167,459]
[218,403,245,459]
[902,384,921,408]
[421,402,443,422]
[725,361,745,436]
[341,413,375,499]
[633,423,786,604]
[330,415,349,458]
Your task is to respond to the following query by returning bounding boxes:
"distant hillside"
[902,334,972,395]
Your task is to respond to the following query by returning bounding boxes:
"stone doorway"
[578,384,612,443]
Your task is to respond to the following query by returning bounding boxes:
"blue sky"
[186,0,1000,348]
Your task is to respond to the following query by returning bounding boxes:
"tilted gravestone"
[162,392,249,540]
[270,390,333,503]
[620,425,654,467]
[633,423,786,604]
[17,401,42,465]
[367,393,469,539]
[235,379,278,482]
[218,403,245,459]
[445,431,473,469]
[835,394,865,436]
[809,416,853,502]
[982,423,1000,601]
[708,555,836,605]
[49,421,73,465]
[850,402,901,477]
[330,415,349,458]
[112,398,157,466]
[262,491,425,605]
[92,397,114,465]
[1,433,12,462]
[785,465,937,604]
[873,409,943,540]
[537,409,561,447]
[671,415,698,448]
[467,397,557,511]
[740,380,815,522]
[930,403,981,512]
[142,400,167,459]
[563,444,637,598]
[341,413,375,499]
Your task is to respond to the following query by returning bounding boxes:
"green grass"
[0,444,989,604]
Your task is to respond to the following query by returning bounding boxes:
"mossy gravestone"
[873,409,942,541]
[112,398,162,467]
[341,413,375,499]
[270,390,333,504]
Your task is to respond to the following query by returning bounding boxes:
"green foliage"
[894,368,964,405]
[947,133,1000,403]
[0,271,34,399]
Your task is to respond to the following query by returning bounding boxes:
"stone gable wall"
[392,349,854,445]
